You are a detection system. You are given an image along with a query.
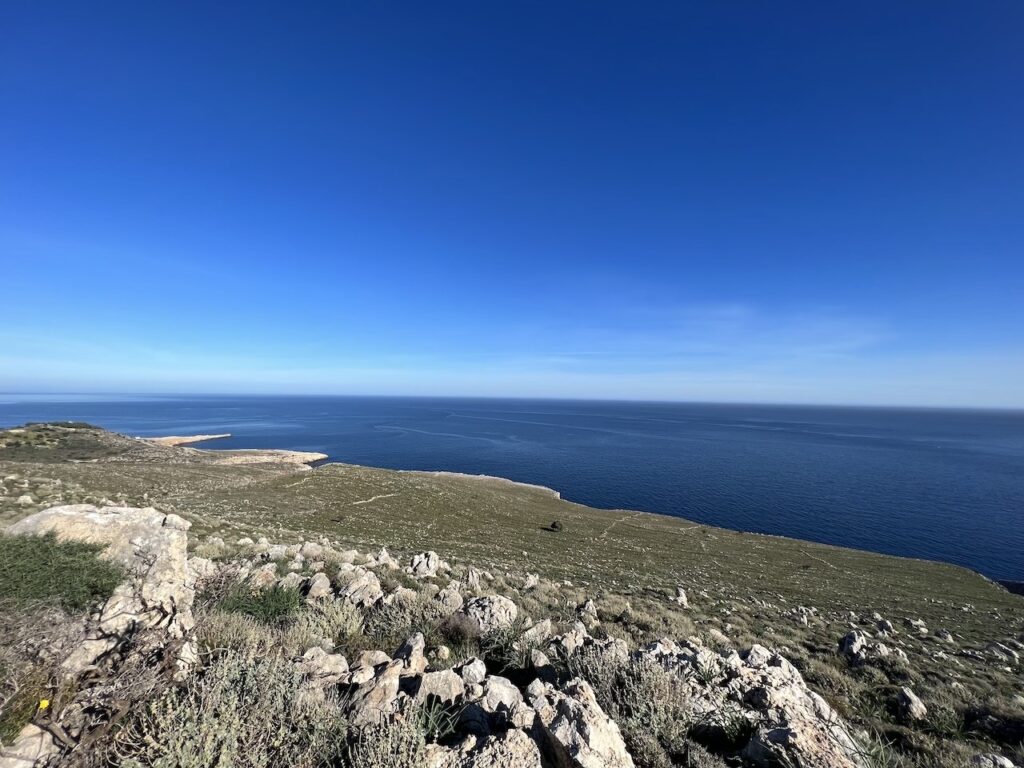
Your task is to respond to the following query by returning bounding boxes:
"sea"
[1,394,1022,582]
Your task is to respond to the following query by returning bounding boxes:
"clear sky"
[2,2,1022,407]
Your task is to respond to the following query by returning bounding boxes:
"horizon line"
[1,390,1023,414]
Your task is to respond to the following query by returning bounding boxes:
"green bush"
[220,584,302,625]
[0,533,124,612]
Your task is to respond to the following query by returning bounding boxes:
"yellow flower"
[38,699,50,711]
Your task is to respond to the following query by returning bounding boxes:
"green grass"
[0,532,124,612]
[219,584,303,625]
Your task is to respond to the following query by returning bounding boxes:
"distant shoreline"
[141,433,231,447]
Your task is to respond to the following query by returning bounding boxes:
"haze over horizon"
[3,3,1023,407]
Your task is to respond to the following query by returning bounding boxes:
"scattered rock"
[424,728,543,768]
[335,564,383,608]
[305,571,333,601]
[458,657,488,686]
[296,647,349,686]
[970,755,1017,768]
[463,595,518,634]
[347,659,403,726]
[896,686,927,722]
[409,551,449,578]
[394,632,428,676]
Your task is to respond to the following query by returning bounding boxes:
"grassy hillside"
[2,422,1022,766]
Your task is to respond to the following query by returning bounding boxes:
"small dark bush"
[220,584,302,625]
[0,533,124,612]
[439,612,481,648]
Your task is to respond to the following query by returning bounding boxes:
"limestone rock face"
[529,677,635,768]
[0,724,57,768]
[7,504,196,674]
[463,595,518,635]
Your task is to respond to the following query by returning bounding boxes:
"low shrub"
[0,532,124,612]
[220,584,302,625]
[570,647,693,766]
[113,651,347,768]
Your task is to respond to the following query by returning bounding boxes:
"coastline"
[142,433,232,446]
[140,433,327,468]
[403,469,562,498]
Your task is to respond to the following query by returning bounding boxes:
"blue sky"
[2,2,1022,406]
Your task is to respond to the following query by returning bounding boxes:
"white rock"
[463,595,518,635]
[530,678,635,768]
[305,572,333,601]
[896,686,927,721]
[970,755,1017,768]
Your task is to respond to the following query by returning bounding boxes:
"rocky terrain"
[0,423,1022,768]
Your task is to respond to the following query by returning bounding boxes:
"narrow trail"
[351,493,398,506]
[599,511,646,538]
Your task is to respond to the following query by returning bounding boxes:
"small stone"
[896,686,927,722]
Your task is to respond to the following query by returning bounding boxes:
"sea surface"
[1,395,1022,581]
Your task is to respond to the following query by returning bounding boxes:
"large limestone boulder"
[6,504,196,674]
[528,677,635,768]
[462,595,518,635]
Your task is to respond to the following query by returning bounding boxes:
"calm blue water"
[2,395,1022,581]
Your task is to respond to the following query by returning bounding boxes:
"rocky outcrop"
[636,639,867,768]
[7,504,196,673]
[529,677,635,768]
[2,504,198,768]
